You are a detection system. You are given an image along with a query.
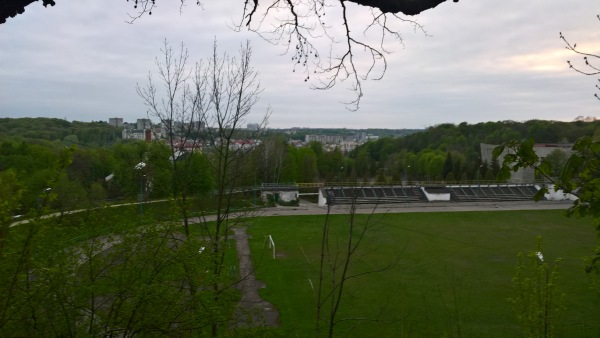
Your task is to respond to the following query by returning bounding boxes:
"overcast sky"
[1,0,599,129]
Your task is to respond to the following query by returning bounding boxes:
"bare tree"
[139,39,270,336]
[137,39,208,237]
[199,40,270,336]
[255,135,287,184]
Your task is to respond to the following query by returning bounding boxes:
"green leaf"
[537,160,552,177]
[516,138,538,165]
[572,135,591,152]
[533,187,547,202]
[497,166,512,182]
[492,144,506,159]
[503,153,517,165]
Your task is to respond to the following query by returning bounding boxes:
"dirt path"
[233,226,279,328]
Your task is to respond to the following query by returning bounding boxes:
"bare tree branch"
[1,0,456,107]
[238,1,433,110]
[1,0,456,24]
[561,14,600,101]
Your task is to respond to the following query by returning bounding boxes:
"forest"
[2,117,600,216]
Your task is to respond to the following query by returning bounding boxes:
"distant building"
[304,134,365,152]
[191,120,205,132]
[160,119,205,137]
[122,118,162,142]
[289,140,303,148]
[169,138,203,153]
[305,135,344,144]
[247,123,260,131]
[136,118,152,130]
[122,129,153,142]
[355,131,367,142]
[108,117,123,127]
[480,143,573,183]
[230,139,260,150]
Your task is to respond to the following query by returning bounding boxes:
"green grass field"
[245,210,600,337]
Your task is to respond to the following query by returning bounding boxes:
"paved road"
[255,199,572,218]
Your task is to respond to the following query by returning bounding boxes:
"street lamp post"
[253,169,257,208]
[139,175,144,217]
[134,162,146,223]
[36,187,52,213]
[404,165,410,208]
[477,164,483,187]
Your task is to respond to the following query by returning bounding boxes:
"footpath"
[232,226,280,328]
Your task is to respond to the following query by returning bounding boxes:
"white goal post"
[264,235,276,259]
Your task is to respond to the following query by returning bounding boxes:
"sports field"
[246,209,600,337]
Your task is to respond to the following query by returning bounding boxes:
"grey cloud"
[0,0,598,128]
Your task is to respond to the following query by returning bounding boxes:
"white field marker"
[267,235,276,259]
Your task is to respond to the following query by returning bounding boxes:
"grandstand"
[319,184,541,206]
[321,186,427,205]
[447,184,538,202]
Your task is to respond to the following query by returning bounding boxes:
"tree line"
[0,118,121,147]
[348,119,600,183]
[258,119,600,185]
[2,118,599,217]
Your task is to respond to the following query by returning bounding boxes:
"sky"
[0,0,599,129]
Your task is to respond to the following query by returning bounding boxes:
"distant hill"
[355,119,600,157]
[0,118,122,147]
[348,119,600,182]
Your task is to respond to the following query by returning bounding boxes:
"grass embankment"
[246,210,600,337]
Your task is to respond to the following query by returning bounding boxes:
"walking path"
[232,226,279,328]
[255,199,572,217]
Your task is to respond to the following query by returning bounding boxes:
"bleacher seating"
[325,186,426,205]
[325,184,540,205]
[382,187,395,197]
[447,185,538,202]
